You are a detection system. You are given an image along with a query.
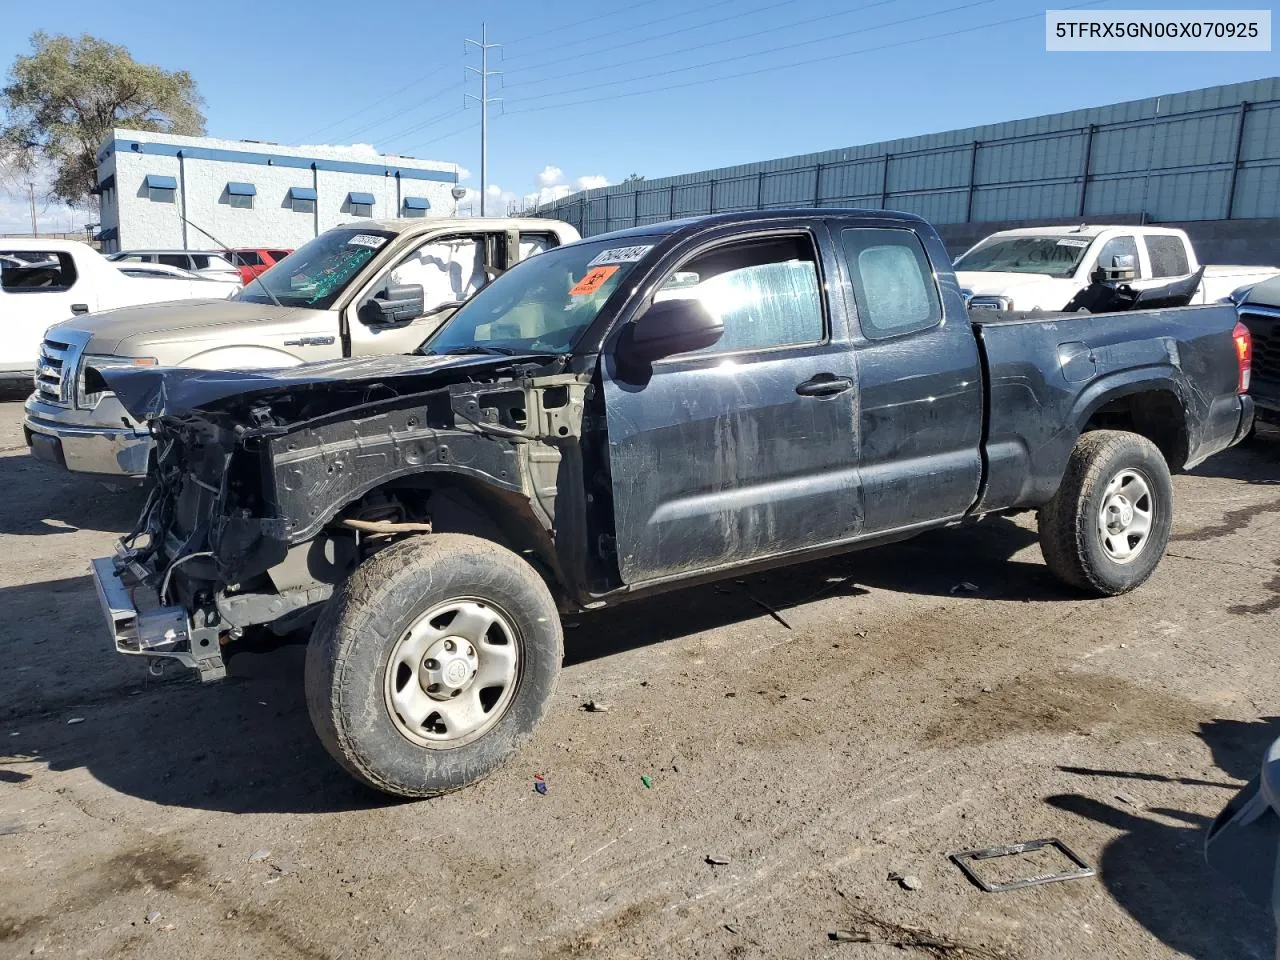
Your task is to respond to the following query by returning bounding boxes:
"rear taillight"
[1233,320,1252,394]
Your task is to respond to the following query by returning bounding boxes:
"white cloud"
[455,166,472,181]
[575,175,610,190]
[486,183,503,198]
[293,142,383,161]
[536,165,564,188]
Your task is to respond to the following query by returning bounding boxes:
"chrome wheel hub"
[384,598,520,748]
[1097,468,1154,564]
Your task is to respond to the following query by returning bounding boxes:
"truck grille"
[34,338,78,405]
[1240,305,1280,388]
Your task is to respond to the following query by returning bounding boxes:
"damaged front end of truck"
[90,354,591,682]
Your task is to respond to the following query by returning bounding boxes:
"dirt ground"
[1,391,1278,960]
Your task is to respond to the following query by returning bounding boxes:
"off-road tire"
[305,534,563,798]
[1038,430,1173,596]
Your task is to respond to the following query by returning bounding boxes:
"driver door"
[347,231,503,356]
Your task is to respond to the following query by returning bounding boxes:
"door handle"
[70,303,89,315]
[796,373,853,397]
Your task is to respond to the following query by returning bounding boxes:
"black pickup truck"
[1237,274,1279,425]
[93,209,1253,798]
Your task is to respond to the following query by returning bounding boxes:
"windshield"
[954,236,1091,279]
[238,227,396,309]
[423,237,657,356]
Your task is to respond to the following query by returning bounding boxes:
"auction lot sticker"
[588,245,653,266]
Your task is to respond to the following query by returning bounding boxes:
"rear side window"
[268,250,290,263]
[190,255,211,269]
[238,251,263,266]
[654,234,824,356]
[840,228,940,339]
[1,251,78,291]
[1145,235,1191,278]
[158,254,190,269]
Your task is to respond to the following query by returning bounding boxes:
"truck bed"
[971,303,1248,512]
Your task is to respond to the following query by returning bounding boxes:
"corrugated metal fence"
[530,79,1280,236]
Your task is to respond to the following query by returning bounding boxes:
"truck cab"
[22,218,579,476]
[2,238,241,386]
[955,225,1279,313]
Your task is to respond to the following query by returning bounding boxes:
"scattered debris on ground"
[888,871,923,891]
[247,849,271,863]
[581,699,610,713]
[705,855,730,866]
[832,895,1010,958]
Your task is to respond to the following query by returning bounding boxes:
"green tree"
[1,33,205,206]
[622,173,645,183]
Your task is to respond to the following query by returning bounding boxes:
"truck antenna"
[175,212,283,308]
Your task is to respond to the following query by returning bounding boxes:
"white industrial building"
[94,128,460,253]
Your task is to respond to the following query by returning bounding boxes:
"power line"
[501,0,748,67]
[511,0,893,90]
[505,0,1108,118]
[402,118,480,155]
[379,106,470,148]
[502,0,667,49]
[508,0,997,107]
[300,62,460,141]
[335,81,465,142]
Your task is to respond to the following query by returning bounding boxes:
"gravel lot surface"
[1,392,1277,959]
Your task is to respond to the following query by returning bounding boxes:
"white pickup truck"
[1,238,241,384]
[23,217,579,477]
[954,225,1279,313]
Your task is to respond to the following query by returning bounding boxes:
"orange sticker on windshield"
[569,265,619,296]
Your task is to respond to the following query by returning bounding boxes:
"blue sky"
[1,0,1276,229]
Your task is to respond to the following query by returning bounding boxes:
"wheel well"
[340,474,567,599]
[1083,390,1189,470]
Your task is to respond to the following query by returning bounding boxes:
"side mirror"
[1103,253,1138,283]
[367,283,425,323]
[620,297,724,365]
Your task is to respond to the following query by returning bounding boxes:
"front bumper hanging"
[90,555,226,682]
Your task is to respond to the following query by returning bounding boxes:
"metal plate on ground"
[948,838,1095,892]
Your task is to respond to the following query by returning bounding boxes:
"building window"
[289,186,317,214]
[226,182,256,210]
[348,192,375,218]
[403,196,430,218]
[144,173,177,203]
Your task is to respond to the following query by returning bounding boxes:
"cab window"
[653,234,825,357]
[1,251,78,292]
[840,228,940,340]
[359,234,488,325]
[1094,236,1142,278]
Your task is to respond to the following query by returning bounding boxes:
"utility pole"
[465,23,502,217]
[28,182,37,237]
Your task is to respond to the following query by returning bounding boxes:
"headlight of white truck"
[78,355,157,409]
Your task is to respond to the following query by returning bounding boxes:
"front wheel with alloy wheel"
[305,534,563,798]
[1037,430,1174,596]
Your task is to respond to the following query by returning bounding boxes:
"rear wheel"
[305,534,563,798]
[1038,430,1173,596]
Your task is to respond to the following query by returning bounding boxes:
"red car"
[225,248,292,284]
